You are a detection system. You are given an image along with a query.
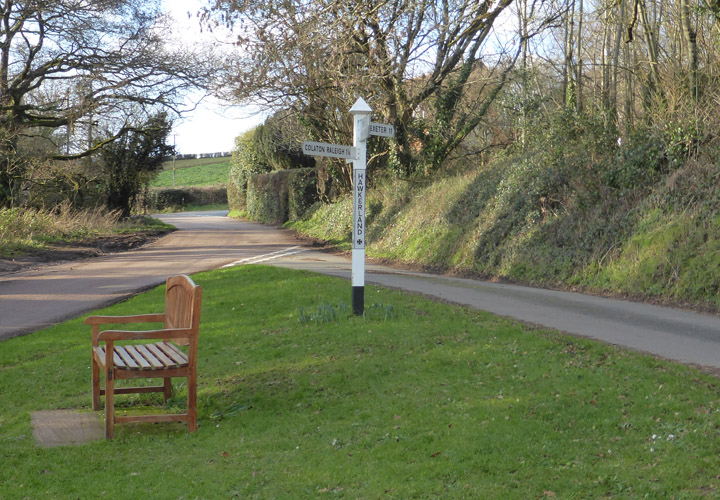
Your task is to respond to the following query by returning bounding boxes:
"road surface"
[2,211,719,373]
[0,211,300,339]
[268,251,720,370]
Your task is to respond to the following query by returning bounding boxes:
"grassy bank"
[289,151,720,311]
[2,265,720,498]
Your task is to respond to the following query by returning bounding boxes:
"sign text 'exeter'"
[369,122,395,137]
[302,141,356,160]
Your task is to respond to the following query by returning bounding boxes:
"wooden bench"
[85,275,202,439]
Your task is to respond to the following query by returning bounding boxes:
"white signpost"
[303,97,394,315]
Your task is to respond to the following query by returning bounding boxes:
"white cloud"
[171,96,264,154]
[161,0,263,154]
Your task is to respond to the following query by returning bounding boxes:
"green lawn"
[2,266,720,498]
[152,159,231,188]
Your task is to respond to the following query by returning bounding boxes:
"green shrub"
[228,128,271,213]
[0,207,54,242]
[244,168,321,224]
[254,111,315,171]
[602,127,665,191]
[227,170,243,213]
[247,170,292,224]
[288,168,319,220]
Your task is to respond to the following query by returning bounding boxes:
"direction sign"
[301,98,393,316]
[369,122,395,138]
[302,141,356,160]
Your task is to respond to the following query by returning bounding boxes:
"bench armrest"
[85,314,165,326]
[97,328,194,342]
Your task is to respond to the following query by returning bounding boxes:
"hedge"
[142,185,228,211]
[245,168,319,225]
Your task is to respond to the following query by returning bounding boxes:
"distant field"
[162,156,231,170]
[152,158,231,187]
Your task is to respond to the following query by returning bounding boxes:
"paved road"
[267,252,720,370]
[2,211,720,373]
[0,211,301,339]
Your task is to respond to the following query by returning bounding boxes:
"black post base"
[352,286,365,316]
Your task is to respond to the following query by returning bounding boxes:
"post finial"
[349,97,372,115]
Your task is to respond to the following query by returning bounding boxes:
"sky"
[161,0,264,155]
[160,0,522,155]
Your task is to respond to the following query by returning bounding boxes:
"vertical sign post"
[302,97,393,316]
[349,98,372,315]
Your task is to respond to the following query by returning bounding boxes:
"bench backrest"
[164,275,202,347]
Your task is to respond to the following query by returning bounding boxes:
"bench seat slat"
[93,346,111,366]
[114,351,125,368]
[123,344,152,369]
[145,343,174,367]
[94,346,127,368]
[114,346,139,369]
[157,342,188,366]
[95,343,189,371]
[134,344,164,369]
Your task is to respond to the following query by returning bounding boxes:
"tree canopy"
[0,0,216,206]
[99,112,174,218]
[205,0,533,178]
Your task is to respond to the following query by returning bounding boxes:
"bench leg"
[188,369,197,432]
[92,358,101,411]
[163,377,172,402]
[105,371,115,440]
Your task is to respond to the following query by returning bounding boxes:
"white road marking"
[222,247,306,268]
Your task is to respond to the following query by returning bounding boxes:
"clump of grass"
[298,302,350,323]
[0,206,54,243]
[364,301,397,320]
[51,201,123,236]
[0,202,165,257]
[298,301,398,323]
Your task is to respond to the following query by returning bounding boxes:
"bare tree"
[0,0,216,206]
[206,0,530,178]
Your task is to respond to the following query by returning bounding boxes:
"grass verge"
[0,205,173,258]
[289,160,720,311]
[2,265,720,498]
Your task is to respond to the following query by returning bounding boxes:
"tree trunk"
[680,0,699,100]
[611,0,625,126]
[601,3,611,115]
[563,0,576,108]
[638,0,661,103]
[519,0,529,148]
[575,0,584,113]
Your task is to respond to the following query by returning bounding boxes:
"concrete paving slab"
[31,410,104,447]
